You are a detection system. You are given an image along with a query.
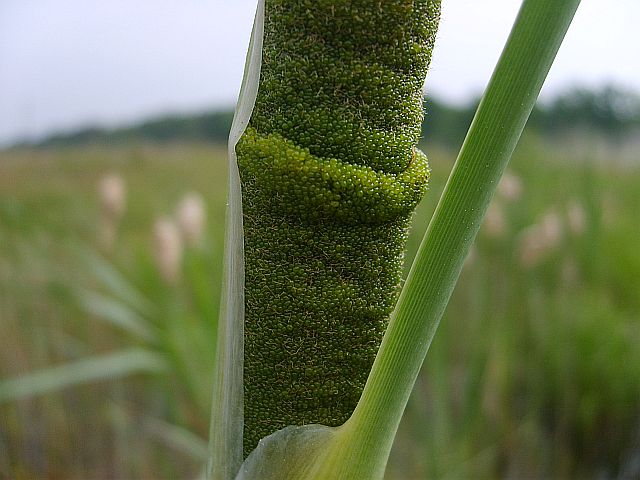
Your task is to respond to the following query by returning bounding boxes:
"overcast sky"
[1,0,638,146]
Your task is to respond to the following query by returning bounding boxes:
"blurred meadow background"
[1,1,640,479]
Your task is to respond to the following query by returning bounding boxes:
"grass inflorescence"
[237,0,441,454]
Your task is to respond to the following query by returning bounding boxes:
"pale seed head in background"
[176,192,207,248]
[496,171,523,202]
[540,210,564,246]
[153,217,183,284]
[518,226,544,268]
[98,173,126,250]
[99,173,126,221]
[483,201,507,239]
[518,209,564,268]
[566,200,587,235]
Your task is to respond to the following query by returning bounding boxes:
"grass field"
[1,136,639,479]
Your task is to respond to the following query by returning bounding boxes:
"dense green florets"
[250,0,440,173]
[238,128,430,225]
[240,0,441,456]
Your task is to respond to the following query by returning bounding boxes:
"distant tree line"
[24,85,640,150]
[34,110,234,148]
[423,84,640,150]
[531,85,640,138]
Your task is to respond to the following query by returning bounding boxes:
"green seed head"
[239,0,441,456]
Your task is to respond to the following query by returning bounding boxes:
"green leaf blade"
[0,349,167,404]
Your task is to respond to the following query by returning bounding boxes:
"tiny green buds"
[238,0,441,455]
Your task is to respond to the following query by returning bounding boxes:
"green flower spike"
[238,0,441,456]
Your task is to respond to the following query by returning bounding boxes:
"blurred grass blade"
[144,417,209,461]
[77,246,155,316]
[77,289,157,342]
[0,349,167,403]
